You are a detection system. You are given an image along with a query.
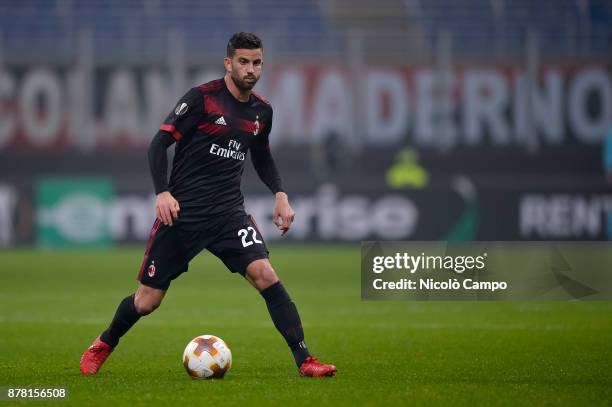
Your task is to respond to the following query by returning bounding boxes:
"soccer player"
[80,32,336,378]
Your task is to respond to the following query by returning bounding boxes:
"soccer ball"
[182,335,232,379]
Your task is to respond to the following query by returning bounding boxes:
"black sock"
[260,282,311,367]
[99,294,141,348]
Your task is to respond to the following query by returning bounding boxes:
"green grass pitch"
[1,245,611,406]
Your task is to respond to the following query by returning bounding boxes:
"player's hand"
[155,191,180,226]
[273,192,295,236]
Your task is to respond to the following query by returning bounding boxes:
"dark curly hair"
[226,32,263,57]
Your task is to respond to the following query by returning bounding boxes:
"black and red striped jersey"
[158,78,279,227]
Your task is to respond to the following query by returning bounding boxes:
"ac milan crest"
[147,261,156,277]
[253,115,260,136]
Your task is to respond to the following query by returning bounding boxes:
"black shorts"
[137,211,269,290]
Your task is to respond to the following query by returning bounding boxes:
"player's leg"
[243,258,278,288]
[134,282,166,314]
[80,283,169,375]
[244,259,336,377]
[244,258,308,364]
[208,212,336,376]
[99,283,166,348]
[80,220,192,375]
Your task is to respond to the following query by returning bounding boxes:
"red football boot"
[299,356,337,377]
[80,337,114,375]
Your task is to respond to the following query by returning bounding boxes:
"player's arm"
[148,131,179,226]
[250,111,295,235]
[150,87,202,226]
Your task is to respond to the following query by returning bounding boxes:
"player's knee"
[134,286,165,315]
[246,259,279,290]
[134,296,162,315]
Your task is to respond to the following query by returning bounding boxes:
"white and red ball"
[182,335,232,379]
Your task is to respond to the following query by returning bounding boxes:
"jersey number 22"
[238,227,262,247]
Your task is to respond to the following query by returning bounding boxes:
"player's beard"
[231,71,259,92]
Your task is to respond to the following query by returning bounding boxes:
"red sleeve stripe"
[198,122,230,137]
[159,124,183,140]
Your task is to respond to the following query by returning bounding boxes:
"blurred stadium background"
[0,0,611,248]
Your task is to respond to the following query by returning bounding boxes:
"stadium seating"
[0,0,609,60]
